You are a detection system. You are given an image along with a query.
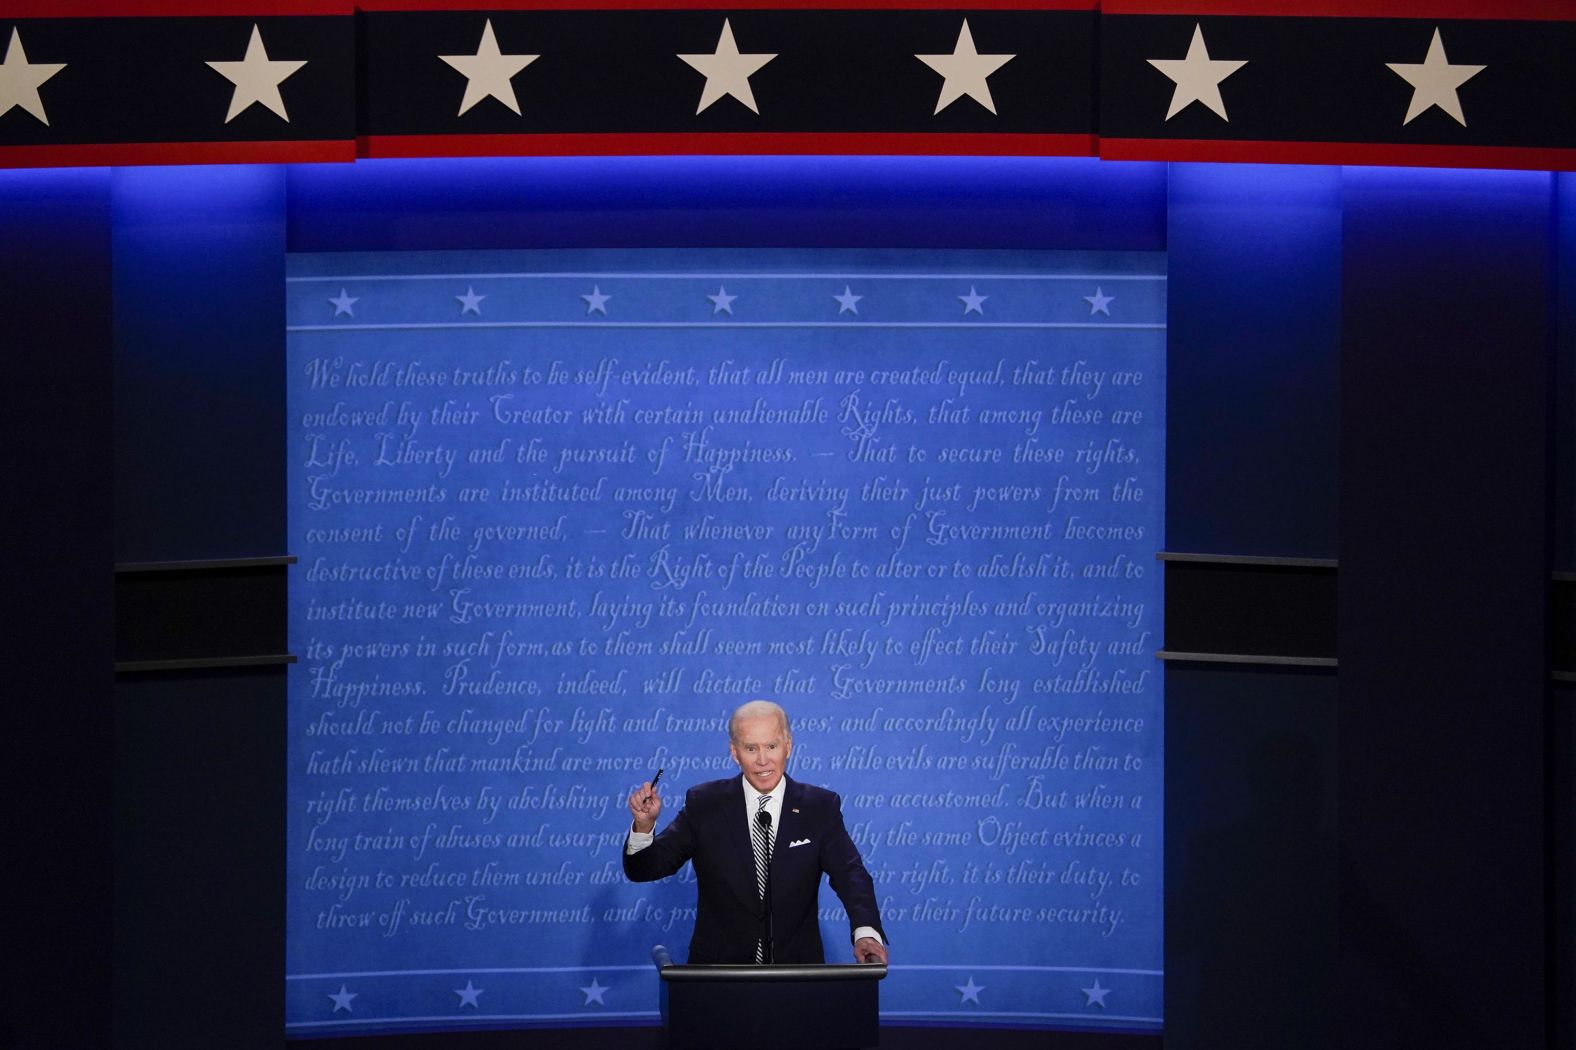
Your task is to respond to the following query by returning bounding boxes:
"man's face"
[729,714,791,794]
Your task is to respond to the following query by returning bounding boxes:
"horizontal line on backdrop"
[1157,650,1337,668]
[289,965,653,980]
[896,965,1164,975]
[288,273,1168,283]
[288,322,1165,331]
[1156,551,1337,569]
[286,1012,660,1028]
[883,1011,1163,1023]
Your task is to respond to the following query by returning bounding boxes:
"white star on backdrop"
[328,288,358,316]
[454,979,483,1008]
[708,286,737,315]
[0,28,66,126]
[1081,978,1111,1008]
[579,977,609,1006]
[327,984,357,1013]
[958,287,987,315]
[955,976,985,1004]
[833,286,863,315]
[582,286,611,314]
[1147,24,1246,122]
[915,20,1014,116]
[439,19,539,117]
[1084,287,1114,316]
[206,24,306,124]
[678,20,776,115]
[456,287,485,314]
[1386,27,1483,127]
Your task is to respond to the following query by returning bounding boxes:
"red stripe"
[1100,137,1576,171]
[3,0,1565,17]
[0,140,354,168]
[359,0,1091,10]
[5,136,1570,173]
[358,131,1096,157]
[1100,0,1571,20]
[2,1,349,14]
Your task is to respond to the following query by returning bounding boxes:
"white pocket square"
[789,838,811,848]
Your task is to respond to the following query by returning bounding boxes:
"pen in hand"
[644,768,663,805]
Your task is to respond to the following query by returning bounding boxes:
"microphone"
[757,810,773,964]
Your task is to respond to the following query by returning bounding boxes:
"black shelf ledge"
[115,555,297,574]
[1161,554,1338,661]
[115,653,297,674]
[1157,650,1338,669]
[116,557,293,667]
[1156,551,1338,570]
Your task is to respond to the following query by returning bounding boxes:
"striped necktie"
[753,793,772,962]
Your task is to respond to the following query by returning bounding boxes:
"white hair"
[729,699,791,744]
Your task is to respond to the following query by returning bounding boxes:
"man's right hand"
[628,781,662,834]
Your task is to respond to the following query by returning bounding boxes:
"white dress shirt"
[741,771,786,846]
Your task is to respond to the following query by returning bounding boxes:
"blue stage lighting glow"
[283,155,1170,252]
[1341,164,1555,193]
[0,165,111,205]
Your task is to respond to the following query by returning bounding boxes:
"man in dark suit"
[623,700,889,965]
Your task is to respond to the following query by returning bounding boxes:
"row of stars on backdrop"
[323,285,1119,318]
[318,974,1119,1014]
[1,19,1487,129]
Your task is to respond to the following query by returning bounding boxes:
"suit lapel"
[771,777,800,883]
[724,777,758,908]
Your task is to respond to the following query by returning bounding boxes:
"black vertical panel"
[111,167,288,1050]
[114,670,285,1050]
[1556,683,1575,1050]
[1339,167,1552,1048]
[1161,164,1341,1049]
[1165,164,1341,558]
[0,168,114,1050]
[113,165,286,562]
[1559,175,1576,1050]
[1556,172,1576,572]
[1163,665,1337,1050]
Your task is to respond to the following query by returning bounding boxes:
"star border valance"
[1,1,1571,171]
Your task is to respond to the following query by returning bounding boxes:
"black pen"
[644,768,664,804]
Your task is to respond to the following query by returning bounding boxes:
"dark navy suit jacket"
[623,775,885,964]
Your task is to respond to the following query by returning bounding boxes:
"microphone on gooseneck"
[757,810,774,964]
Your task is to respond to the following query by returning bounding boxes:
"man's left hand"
[854,937,888,964]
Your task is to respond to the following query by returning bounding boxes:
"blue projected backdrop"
[285,249,1165,1035]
